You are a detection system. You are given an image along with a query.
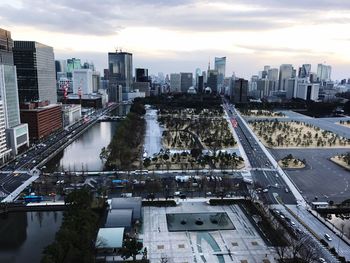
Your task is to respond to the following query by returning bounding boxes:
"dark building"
[197,75,204,93]
[13,41,57,104]
[103,69,109,80]
[20,101,62,141]
[108,51,133,102]
[206,70,218,93]
[135,68,149,82]
[0,28,14,65]
[180,72,192,93]
[233,78,248,103]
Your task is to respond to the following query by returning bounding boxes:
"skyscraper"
[207,70,218,93]
[0,28,29,157]
[0,28,14,65]
[298,64,311,78]
[317,64,331,82]
[215,57,226,93]
[267,68,279,92]
[135,68,149,82]
[278,64,293,91]
[170,73,181,93]
[233,78,248,103]
[180,72,193,93]
[67,58,81,75]
[13,41,57,104]
[108,51,133,102]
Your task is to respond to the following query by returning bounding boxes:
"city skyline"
[0,0,350,79]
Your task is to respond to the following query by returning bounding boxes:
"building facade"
[278,64,293,91]
[72,69,93,94]
[170,73,181,93]
[214,57,226,93]
[20,102,62,141]
[0,28,14,66]
[180,73,193,93]
[233,78,248,103]
[13,41,57,104]
[108,51,133,102]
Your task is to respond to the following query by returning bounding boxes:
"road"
[223,101,296,204]
[223,100,350,261]
[0,103,119,200]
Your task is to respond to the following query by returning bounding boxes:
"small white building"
[6,123,29,156]
[72,69,93,94]
[62,104,81,127]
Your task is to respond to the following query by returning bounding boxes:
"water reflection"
[0,211,63,263]
[46,121,117,172]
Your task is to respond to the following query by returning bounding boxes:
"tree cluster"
[41,189,101,263]
[103,101,146,170]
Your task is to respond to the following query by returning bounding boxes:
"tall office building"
[195,68,201,89]
[72,69,93,94]
[197,75,204,93]
[55,60,67,79]
[180,72,193,93]
[135,68,149,82]
[207,70,218,93]
[0,28,29,156]
[233,78,248,103]
[298,64,311,78]
[67,58,81,73]
[286,78,297,99]
[278,64,293,91]
[108,51,133,102]
[0,28,14,65]
[215,57,226,93]
[170,73,181,93]
[267,68,279,92]
[317,64,332,82]
[13,41,57,104]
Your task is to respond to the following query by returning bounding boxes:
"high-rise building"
[170,73,181,93]
[215,57,226,93]
[67,58,81,74]
[108,51,133,102]
[317,64,332,82]
[298,64,311,79]
[195,68,201,89]
[267,68,279,92]
[197,75,204,93]
[13,41,57,104]
[55,60,67,80]
[0,28,14,66]
[72,69,93,94]
[135,68,149,82]
[257,79,269,99]
[92,71,100,93]
[0,28,29,156]
[233,78,248,103]
[286,78,297,99]
[180,72,193,93]
[207,70,218,93]
[134,68,150,96]
[278,64,293,91]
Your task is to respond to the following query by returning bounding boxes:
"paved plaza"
[141,201,276,263]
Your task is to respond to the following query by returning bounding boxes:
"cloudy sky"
[1,0,350,79]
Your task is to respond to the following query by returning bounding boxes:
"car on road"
[318,258,326,263]
[262,188,268,193]
[324,233,332,241]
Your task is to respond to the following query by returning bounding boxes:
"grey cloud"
[1,0,350,36]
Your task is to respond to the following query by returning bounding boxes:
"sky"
[1,0,350,80]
